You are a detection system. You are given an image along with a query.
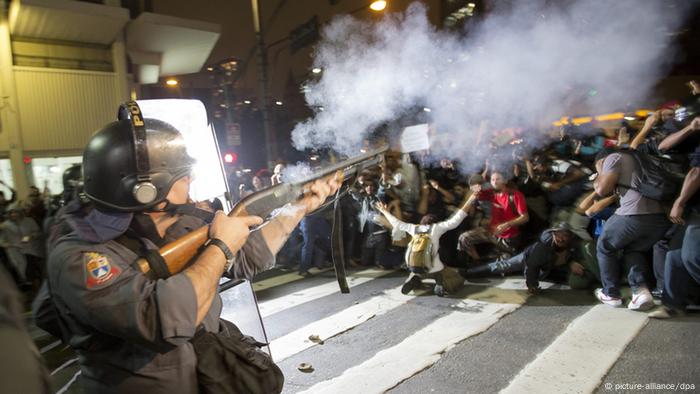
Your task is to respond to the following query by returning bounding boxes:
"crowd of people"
[230,80,700,317]
[0,85,695,392]
[0,180,57,293]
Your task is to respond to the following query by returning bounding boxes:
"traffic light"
[223,152,238,164]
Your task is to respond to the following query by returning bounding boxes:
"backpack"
[406,227,433,274]
[618,150,685,201]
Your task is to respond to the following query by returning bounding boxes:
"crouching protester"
[461,221,600,294]
[46,104,339,394]
[376,194,475,297]
[650,154,700,319]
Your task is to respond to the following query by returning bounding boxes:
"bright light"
[224,153,237,164]
[312,67,322,74]
[244,100,251,104]
[275,101,283,106]
[369,1,387,12]
[166,78,178,86]
[423,107,431,112]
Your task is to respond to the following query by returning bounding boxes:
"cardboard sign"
[400,124,430,153]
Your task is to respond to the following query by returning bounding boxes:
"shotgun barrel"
[136,146,388,276]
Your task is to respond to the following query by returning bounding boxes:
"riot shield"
[219,279,271,355]
[136,99,270,352]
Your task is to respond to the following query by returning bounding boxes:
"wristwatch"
[205,238,235,272]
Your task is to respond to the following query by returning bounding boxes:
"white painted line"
[252,267,330,292]
[39,339,62,354]
[299,299,521,394]
[270,287,419,361]
[258,269,391,317]
[501,305,648,394]
[51,358,79,376]
[463,278,571,291]
[56,370,81,394]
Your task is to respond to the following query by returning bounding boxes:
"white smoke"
[292,0,690,170]
[281,162,314,183]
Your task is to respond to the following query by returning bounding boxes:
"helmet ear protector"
[117,101,158,205]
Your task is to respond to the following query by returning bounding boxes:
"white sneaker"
[628,288,654,311]
[594,288,622,307]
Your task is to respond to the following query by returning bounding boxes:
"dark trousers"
[652,224,685,292]
[300,217,331,274]
[597,213,670,297]
[662,221,700,309]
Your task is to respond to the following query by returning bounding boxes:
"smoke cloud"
[292,0,691,170]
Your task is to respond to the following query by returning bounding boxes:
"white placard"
[137,99,229,210]
[400,123,430,153]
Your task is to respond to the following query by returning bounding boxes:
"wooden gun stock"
[136,146,387,277]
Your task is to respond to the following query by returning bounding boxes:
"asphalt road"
[32,266,700,394]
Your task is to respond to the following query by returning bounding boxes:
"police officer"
[47,110,338,393]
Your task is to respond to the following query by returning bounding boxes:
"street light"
[369,1,387,12]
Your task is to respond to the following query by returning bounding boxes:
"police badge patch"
[84,252,121,288]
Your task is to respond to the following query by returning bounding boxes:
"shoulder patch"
[83,252,121,288]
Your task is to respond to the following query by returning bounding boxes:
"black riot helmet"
[82,101,195,212]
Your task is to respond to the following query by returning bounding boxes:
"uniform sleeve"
[50,243,198,352]
[513,190,528,215]
[229,230,275,280]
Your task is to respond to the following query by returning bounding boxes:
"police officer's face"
[166,175,192,205]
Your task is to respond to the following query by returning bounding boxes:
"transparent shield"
[137,99,230,211]
[218,279,270,355]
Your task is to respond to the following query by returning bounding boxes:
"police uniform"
[47,106,277,393]
[48,209,274,393]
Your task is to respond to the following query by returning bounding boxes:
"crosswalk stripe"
[252,267,330,292]
[464,278,571,291]
[56,370,81,394]
[258,268,392,317]
[40,339,62,354]
[51,358,79,376]
[270,287,421,361]
[299,299,522,394]
[501,305,648,394]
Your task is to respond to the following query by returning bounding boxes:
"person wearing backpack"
[592,148,672,311]
[376,193,476,297]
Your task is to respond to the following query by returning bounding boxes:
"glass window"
[31,156,82,195]
[0,159,14,198]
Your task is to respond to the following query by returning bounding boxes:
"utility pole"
[251,0,275,167]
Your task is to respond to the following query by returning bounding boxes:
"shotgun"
[136,146,388,291]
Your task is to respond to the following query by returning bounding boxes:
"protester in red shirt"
[458,171,529,264]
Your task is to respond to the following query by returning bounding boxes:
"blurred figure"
[0,206,44,289]
[0,179,17,214]
[0,266,51,394]
[271,163,285,185]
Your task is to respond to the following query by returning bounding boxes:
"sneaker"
[648,306,685,319]
[594,288,622,307]
[628,288,654,311]
[433,284,445,297]
[401,275,422,295]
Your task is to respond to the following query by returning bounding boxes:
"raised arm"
[658,118,699,152]
[670,167,700,225]
[630,111,659,150]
